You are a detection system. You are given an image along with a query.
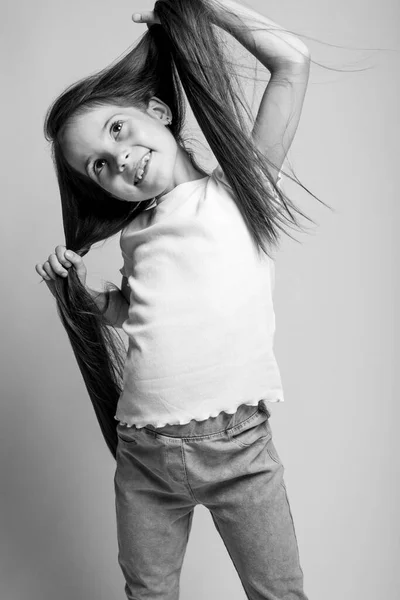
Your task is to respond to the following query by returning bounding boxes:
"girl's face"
[62,98,183,203]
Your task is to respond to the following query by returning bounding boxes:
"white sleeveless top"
[114,164,284,428]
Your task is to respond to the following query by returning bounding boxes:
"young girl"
[36,0,318,597]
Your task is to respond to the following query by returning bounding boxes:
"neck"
[156,147,207,200]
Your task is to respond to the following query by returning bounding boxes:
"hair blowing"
[44,0,326,459]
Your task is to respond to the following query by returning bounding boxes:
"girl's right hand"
[35,246,87,297]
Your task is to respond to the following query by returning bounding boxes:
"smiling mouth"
[134,150,152,186]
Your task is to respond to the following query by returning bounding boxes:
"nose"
[116,150,130,172]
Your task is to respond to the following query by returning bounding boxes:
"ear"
[146,96,172,123]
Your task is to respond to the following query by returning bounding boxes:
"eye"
[111,120,123,137]
[92,120,123,176]
[93,159,106,175]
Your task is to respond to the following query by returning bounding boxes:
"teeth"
[134,151,151,184]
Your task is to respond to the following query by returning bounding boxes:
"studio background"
[1,1,398,599]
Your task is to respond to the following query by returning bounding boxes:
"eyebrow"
[84,115,116,177]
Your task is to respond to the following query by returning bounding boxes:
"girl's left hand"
[132,10,161,29]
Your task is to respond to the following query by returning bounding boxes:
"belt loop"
[258,399,271,419]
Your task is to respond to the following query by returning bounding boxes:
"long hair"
[44,0,325,459]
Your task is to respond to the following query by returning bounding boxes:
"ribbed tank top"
[115,164,284,428]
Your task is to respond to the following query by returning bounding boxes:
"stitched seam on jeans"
[266,446,281,464]
[148,428,228,442]
[143,409,262,442]
[180,444,200,503]
[146,419,256,442]
[281,480,305,577]
[230,432,271,449]
[227,409,262,435]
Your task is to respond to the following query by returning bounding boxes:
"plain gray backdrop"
[1,0,398,598]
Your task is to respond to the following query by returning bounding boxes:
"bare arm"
[211,0,311,183]
[133,1,310,184]
[88,286,130,329]
[120,275,131,304]
[212,0,310,69]
[36,246,130,329]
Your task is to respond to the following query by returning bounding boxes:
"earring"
[166,117,172,126]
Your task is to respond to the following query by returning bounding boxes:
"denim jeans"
[114,400,309,600]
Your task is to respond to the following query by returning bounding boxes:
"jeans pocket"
[227,409,271,448]
[260,419,282,465]
[266,438,282,464]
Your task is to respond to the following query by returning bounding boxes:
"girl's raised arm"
[134,0,310,185]
[210,0,311,184]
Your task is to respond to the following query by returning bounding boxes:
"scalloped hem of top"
[115,397,284,429]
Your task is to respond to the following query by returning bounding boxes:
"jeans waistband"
[142,399,271,439]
